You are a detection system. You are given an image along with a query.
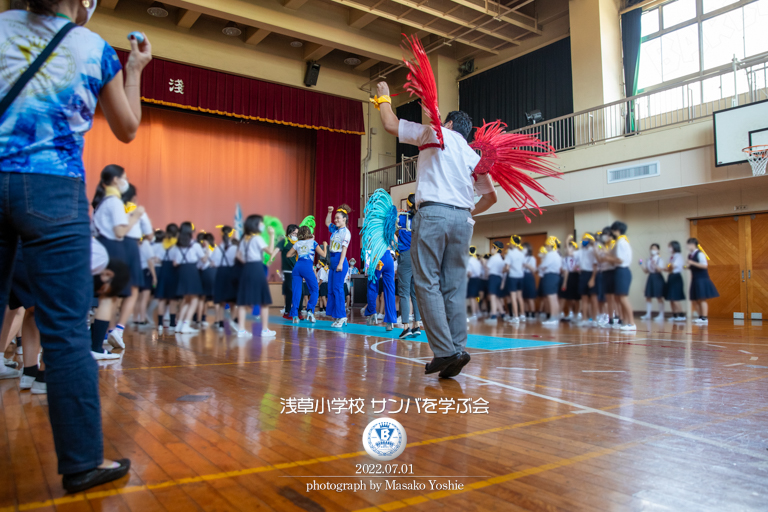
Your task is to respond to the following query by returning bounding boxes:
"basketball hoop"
[743,145,768,177]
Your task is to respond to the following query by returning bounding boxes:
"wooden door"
[747,213,768,319]
[690,216,746,318]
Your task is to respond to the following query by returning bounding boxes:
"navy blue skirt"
[319,282,328,297]
[200,267,217,299]
[603,269,616,295]
[614,267,632,296]
[176,263,203,297]
[156,260,179,300]
[665,273,685,301]
[140,268,153,292]
[213,265,238,304]
[522,273,537,299]
[480,278,489,295]
[505,276,522,294]
[690,276,719,301]
[97,236,130,298]
[644,272,665,298]
[237,261,272,306]
[541,273,560,296]
[124,237,143,292]
[562,272,581,301]
[595,272,605,302]
[488,275,504,297]
[467,277,482,298]
[578,271,595,297]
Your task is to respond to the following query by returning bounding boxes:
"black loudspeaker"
[304,61,321,87]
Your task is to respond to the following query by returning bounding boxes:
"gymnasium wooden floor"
[2,314,767,511]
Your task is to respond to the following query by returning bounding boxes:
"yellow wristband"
[369,95,392,111]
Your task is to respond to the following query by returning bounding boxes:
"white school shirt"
[329,225,351,253]
[92,238,109,275]
[523,255,536,274]
[317,267,329,283]
[669,253,684,273]
[615,237,632,268]
[487,253,506,277]
[238,236,267,263]
[505,248,524,278]
[211,244,238,267]
[139,239,155,270]
[398,120,493,209]
[152,242,165,267]
[171,243,206,265]
[579,245,596,272]
[645,254,663,273]
[598,245,616,271]
[198,246,214,270]
[540,251,562,274]
[467,257,483,278]
[93,196,128,241]
[562,255,578,273]
[127,212,153,239]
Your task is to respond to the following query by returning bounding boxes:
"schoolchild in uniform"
[577,233,600,327]
[170,222,207,334]
[663,241,686,321]
[607,221,636,331]
[504,235,525,324]
[641,243,666,321]
[211,226,238,330]
[194,232,216,328]
[135,234,157,325]
[521,243,538,318]
[540,237,563,326]
[536,246,549,318]
[480,254,491,317]
[287,226,327,323]
[90,239,131,362]
[560,239,581,320]
[117,184,152,336]
[466,246,483,321]
[324,204,353,327]
[484,242,506,324]
[685,238,719,325]
[236,215,276,338]
[91,165,145,349]
[317,262,329,314]
[596,229,617,327]
[155,223,179,333]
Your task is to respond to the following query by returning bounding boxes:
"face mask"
[289,235,298,243]
[582,240,589,247]
[651,249,659,256]
[258,222,265,232]
[81,0,97,25]
[118,177,129,194]
[669,247,674,253]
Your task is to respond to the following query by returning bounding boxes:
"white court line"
[369,340,768,463]
[466,341,611,356]
[571,410,594,414]
[724,363,745,367]
[739,350,753,354]
[665,368,699,371]
[751,357,759,361]
[497,367,538,371]
[582,370,626,373]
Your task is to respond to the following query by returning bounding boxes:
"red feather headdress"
[401,34,444,150]
[470,120,561,222]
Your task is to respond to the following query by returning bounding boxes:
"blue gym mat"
[268,316,563,351]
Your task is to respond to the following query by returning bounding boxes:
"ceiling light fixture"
[290,40,304,47]
[147,1,169,17]
[222,21,242,36]
[344,56,362,66]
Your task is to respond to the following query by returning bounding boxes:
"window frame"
[638,0,761,93]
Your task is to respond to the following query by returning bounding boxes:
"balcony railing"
[362,51,768,195]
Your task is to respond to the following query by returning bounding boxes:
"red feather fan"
[401,34,444,150]
[470,120,561,223]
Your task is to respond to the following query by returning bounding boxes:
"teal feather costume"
[360,189,398,282]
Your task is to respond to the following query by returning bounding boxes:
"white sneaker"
[693,318,708,325]
[157,325,164,334]
[261,329,277,338]
[20,374,35,389]
[237,329,252,338]
[640,314,651,320]
[620,324,637,331]
[611,322,622,329]
[509,316,520,324]
[178,322,199,334]
[167,324,176,333]
[4,357,18,368]
[91,350,121,360]
[519,315,526,323]
[484,317,498,325]
[202,321,210,328]
[654,314,665,322]
[376,313,385,321]
[31,381,46,395]
[307,312,316,323]
[108,329,126,349]
[0,366,21,379]
[467,315,478,322]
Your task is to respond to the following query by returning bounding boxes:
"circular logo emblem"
[363,417,407,461]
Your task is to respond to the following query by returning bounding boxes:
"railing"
[361,52,768,192]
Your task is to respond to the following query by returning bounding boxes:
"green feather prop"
[261,216,284,264]
[299,215,316,234]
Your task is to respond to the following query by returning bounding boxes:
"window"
[641,10,660,36]
[744,0,768,57]
[702,9,744,70]
[662,24,700,81]
[663,0,696,27]
[703,0,739,13]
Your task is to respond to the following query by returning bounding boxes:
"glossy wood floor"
[2,313,767,512]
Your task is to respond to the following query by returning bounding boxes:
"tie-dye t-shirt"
[0,11,122,180]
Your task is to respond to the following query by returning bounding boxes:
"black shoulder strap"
[0,22,76,120]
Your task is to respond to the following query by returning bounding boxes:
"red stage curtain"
[82,107,315,240]
[115,50,365,135]
[315,130,362,263]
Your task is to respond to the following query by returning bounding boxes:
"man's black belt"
[419,201,471,212]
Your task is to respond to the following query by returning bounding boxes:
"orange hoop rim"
[743,144,768,157]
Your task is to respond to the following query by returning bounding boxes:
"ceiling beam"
[244,27,271,45]
[176,9,202,29]
[445,0,541,35]
[101,0,119,9]
[329,0,499,54]
[304,42,334,61]
[348,8,378,29]
[388,0,520,45]
[281,0,310,10]
[354,58,379,71]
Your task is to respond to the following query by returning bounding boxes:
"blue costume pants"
[327,252,348,319]
[365,251,396,323]
[290,259,319,317]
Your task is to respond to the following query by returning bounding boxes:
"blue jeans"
[290,259,318,317]
[0,173,102,474]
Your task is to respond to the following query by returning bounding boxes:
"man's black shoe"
[439,351,471,379]
[424,353,461,374]
[62,459,131,494]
